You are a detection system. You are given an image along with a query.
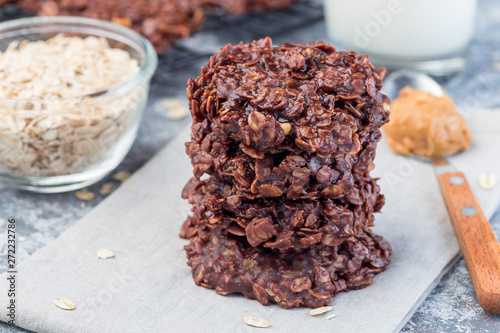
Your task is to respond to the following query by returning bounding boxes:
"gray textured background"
[1,0,500,331]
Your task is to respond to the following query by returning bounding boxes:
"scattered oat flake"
[53,298,76,310]
[243,315,270,328]
[75,189,95,201]
[80,202,86,208]
[167,105,190,120]
[493,62,500,71]
[100,183,113,195]
[18,236,26,242]
[113,171,131,182]
[97,248,115,259]
[309,305,333,316]
[162,98,190,120]
[478,173,497,190]
[326,314,336,320]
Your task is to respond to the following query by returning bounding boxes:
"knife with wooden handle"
[433,156,500,313]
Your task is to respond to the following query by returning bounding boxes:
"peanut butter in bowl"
[383,86,472,157]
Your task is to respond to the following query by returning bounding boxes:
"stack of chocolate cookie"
[181,37,392,309]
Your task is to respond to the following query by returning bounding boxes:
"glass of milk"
[324,0,478,76]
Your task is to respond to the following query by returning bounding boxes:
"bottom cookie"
[184,226,391,309]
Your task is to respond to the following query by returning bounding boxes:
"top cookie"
[186,38,390,199]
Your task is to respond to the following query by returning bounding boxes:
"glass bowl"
[0,16,158,193]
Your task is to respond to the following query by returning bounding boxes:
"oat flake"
[53,298,76,310]
[243,315,270,328]
[97,248,115,259]
[478,173,497,190]
[113,171,131,182]
[75,189,95,201]
[309,305,333,316]
[100,183,113,195]
[161,98,190,120]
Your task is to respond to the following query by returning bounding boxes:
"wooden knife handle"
[438,171,500,313]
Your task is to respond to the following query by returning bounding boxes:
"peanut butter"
[383,86,472,157]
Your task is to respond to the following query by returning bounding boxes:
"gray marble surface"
[1,0,500,332]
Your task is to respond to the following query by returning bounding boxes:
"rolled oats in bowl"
[0,16,157,192]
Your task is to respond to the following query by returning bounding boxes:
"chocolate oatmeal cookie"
[181,176,384,249]
[184,226,392,309]
[186,38,390,197]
